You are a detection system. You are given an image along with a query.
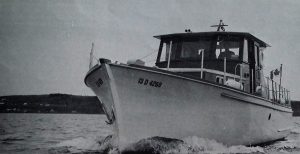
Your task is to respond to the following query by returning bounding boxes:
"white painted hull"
[85,63,293,150]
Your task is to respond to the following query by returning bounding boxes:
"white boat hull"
[85,63,293,150]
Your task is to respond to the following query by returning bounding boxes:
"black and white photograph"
[1,0,300,153]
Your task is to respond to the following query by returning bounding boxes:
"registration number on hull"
[138,78,162,88]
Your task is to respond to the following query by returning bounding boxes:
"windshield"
[158,35,243,63]
[177,38,211,60]
[215,36,242,61]
[159,37,212,62]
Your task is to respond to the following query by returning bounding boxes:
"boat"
[84,20,293,150]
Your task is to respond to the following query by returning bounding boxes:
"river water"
[1,113,300,154]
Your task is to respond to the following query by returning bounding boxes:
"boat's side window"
[160,42,168,62]
[160,41,174,62]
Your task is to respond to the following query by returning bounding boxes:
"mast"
[211,20,228,31]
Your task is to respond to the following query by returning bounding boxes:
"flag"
[274,68,280,76]
[270,65,282,79]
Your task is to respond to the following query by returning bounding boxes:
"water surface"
[1,113,300,154]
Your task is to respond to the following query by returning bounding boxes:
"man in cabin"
[218,43,235,60]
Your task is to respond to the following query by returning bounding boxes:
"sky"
[0,0,300,99]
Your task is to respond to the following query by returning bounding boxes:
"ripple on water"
[1,137,25,142]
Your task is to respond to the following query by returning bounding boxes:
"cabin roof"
[154,31,270,47]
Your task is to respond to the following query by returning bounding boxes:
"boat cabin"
[154,31,290,104]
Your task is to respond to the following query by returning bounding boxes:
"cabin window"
[160,41,175,62]
[215,36,242,61]
[159,40,180,62]
[159,42,168,62]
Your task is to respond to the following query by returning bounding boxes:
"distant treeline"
[0,93,104,114]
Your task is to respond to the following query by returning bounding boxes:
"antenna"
[89,43,94,69]
[211,20,228,31]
